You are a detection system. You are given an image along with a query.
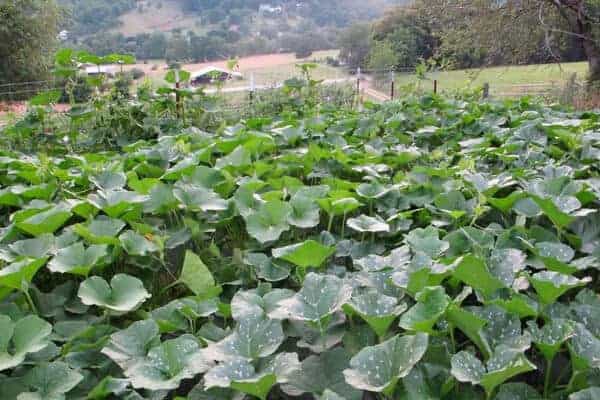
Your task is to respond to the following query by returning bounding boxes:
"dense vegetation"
[0,0,60,85]
[59,0,136,36]
[339,1,595,78]
[60,0,406,62]
[3,55,600,399]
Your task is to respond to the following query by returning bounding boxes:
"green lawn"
[227,64,347,89]
[0,112,16,128]
[394,62,589,96]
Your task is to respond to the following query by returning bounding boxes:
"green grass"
[142,50,346,89]
[395,62,589,95]
[0,112,17,128]
[227,64,347,89]
[222,50,345,89]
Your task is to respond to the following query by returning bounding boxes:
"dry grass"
[114,0,205,36]
[126,50,343,86]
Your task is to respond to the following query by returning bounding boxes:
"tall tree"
[0,0,60,85]
[418,0,600,84]
[338,23,373,69]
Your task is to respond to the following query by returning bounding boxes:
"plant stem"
[449,324,456,353]
[23,289,38,315]
[544,357,554,398]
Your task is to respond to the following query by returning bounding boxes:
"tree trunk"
[582,38,600,84]
[565,1,600,85]
[553,0,600,85]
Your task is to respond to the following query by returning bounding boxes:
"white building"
[259,4,283,14]
[58,30,69,41]
[83,65,118,77]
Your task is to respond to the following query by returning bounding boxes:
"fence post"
[390,70,395,100]
[483,82,490,99]
[433,79,438,94]
[249,72,255,109]
[356,67,361,109]
[174,69,182,119]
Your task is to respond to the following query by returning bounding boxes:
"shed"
[84,65,118,77]
[190,66,243,86]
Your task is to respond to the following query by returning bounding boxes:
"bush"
[59,75,93,103]
[112,73,133,99]
[326,56,341,67]
[130,68,146,80]
[295,49,313,59]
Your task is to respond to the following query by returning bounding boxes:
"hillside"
[60,0,409,61]
[61,0,408,37]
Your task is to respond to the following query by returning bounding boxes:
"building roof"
[190,66,243,80]
[84,65,118,75]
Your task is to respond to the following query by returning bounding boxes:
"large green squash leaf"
[530,271,591,305]
[343,333,428,394]
[179,250,219,299]
[246,201,292,243]
[73,217,126,245]
[204,314,284,361]
[47,242,108,276]
[0,257,48,289]
[204,353,299,400]
[282,347,362,400]
[125,335,212,390]
[272,240,335,269]
[453,255,505,298]
[451,347,536,398]
[77,274,150,313]
[15,204,72,236]
[269,272,351,322]
[399,286,449,333]
[18,361,83,400]
[346,287,407,338]
[0,315,52,371]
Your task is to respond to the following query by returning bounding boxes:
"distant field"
[114,0,205,36]
[394,62,589,96]
[113,0,299,37]
[129,50,345,87]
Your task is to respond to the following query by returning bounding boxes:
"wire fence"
[0,66,582,114]
[0,80,61,101]
[363,67,582,100]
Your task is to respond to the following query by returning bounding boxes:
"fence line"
[0,66,581,107]
[0,80,56,88]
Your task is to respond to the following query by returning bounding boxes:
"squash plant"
[2,84,600,400]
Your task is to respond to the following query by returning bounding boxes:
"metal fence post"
[433,79,438,94]
[174,69,182,119]
[390,70,395,100]
[483,82,490,99]
[250,73,255,100]
[248,72,255,112]
[356,67,361,109]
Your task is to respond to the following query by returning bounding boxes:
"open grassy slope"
[395,62,589,96]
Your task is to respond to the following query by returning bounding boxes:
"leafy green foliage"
[77,274,150,313]
[2,91,600,400]
[343,333,428,394]
[0,315,52,371]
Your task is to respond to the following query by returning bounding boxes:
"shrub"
[130,68,146,80]
[59,75,93,103]
[295,48,313,59]
[112,73,133,99]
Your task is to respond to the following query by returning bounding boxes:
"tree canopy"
[0,0,60,85]
[418,0,600,83]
